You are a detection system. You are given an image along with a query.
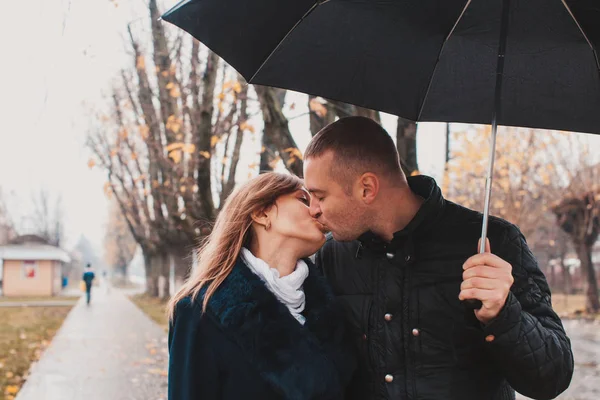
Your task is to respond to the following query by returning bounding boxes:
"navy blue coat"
[168,258,356,400]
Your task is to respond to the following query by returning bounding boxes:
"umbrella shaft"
[480,0,511,254]
[480,124,498,253]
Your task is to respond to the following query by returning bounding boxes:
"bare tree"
[553,163,600,313]
[104,200,138,279]
[28,189,64,247]
[0,189,16,245]
[88,1,250,298]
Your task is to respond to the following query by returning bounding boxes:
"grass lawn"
[0,306,73,400]
[0,296,80,303]
[130,294,169,332]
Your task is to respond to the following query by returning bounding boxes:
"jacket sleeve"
[168,298,220,400]
[482,224,574,400]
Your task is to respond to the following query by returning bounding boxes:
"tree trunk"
[171,247,193,291]
[561,256,572,294]
[255,86,303,176]
[397,117,418,175]
[154,252,170,300]
[576,243,600,313]
[144,251,159,297]
[309,95,335,136]
[354,107,381,123]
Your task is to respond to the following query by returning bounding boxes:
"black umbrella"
[161,0,600,306]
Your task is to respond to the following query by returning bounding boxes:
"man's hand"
[459,239,514,325]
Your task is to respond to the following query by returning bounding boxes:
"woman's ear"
[250,207,270,229]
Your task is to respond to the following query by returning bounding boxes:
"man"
[303,117,573,400]
[82,263,95,305]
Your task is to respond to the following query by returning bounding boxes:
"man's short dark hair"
[304,116,403,185]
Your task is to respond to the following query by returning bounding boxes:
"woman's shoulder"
[169,296,224,344]
[172,295,206,321]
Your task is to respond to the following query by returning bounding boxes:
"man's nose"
[309,202,322,219]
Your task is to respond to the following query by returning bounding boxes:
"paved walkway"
[15,285,168,400]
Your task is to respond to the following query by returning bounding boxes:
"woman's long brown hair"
[167,172,304,320]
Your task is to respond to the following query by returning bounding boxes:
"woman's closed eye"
[298,195,310,205]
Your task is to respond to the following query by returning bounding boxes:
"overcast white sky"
[7,0,593,260]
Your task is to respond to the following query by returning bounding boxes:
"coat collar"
[358,175,446,253]
[200,257,354,400]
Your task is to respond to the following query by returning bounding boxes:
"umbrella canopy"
[162,0,600,135]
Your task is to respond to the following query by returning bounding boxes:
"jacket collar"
[201,257,354,400]
[358,175,445,252]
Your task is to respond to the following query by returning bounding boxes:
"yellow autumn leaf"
[169,86,181,98]
[286,156,296,167]
[169,150,182,164]
[6,371,14,378]
[180,186,187,193]
[139,125,150,139]
[87,159,96,169]
[119,128,128,139]
[161,70,169,77]
[283,147,303,160]
[199,151,210,159]
[165,82,175,90]
[218,92,226,101]
[210,136,219,147]
[410,170,420,176]
[166,143,183,152]
[182,144,196,154]
[131,152,138,160]
[240,121,255,133]
[5,385,18,395]
[233,81,242,93]
[136,56,145,70]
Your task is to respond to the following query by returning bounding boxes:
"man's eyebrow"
[307,188,326,194]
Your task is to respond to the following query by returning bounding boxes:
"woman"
[167,172,356,400]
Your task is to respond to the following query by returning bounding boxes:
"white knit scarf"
[240,247,309,325]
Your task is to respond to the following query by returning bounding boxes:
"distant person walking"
[82,264,96,305]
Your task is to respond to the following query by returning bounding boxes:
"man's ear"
[358,173,379,205]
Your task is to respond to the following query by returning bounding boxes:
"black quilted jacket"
[315,175,574,400]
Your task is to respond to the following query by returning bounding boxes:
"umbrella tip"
[157,16,163,22]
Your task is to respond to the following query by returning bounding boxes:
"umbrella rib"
[416,0,473,121]
[248,1,324,83]
[560,0,600,71]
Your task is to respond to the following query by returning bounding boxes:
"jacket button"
[485,335,495,342]
[386,252,394,259]
[412,328,420,337]
[405,255,411,262]
[384,313,393,321]
[385,374,394,383]
[362,333,367,340]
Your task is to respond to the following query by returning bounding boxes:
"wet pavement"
[15,286,168,400]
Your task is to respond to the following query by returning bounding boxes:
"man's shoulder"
[441,200,520,239]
